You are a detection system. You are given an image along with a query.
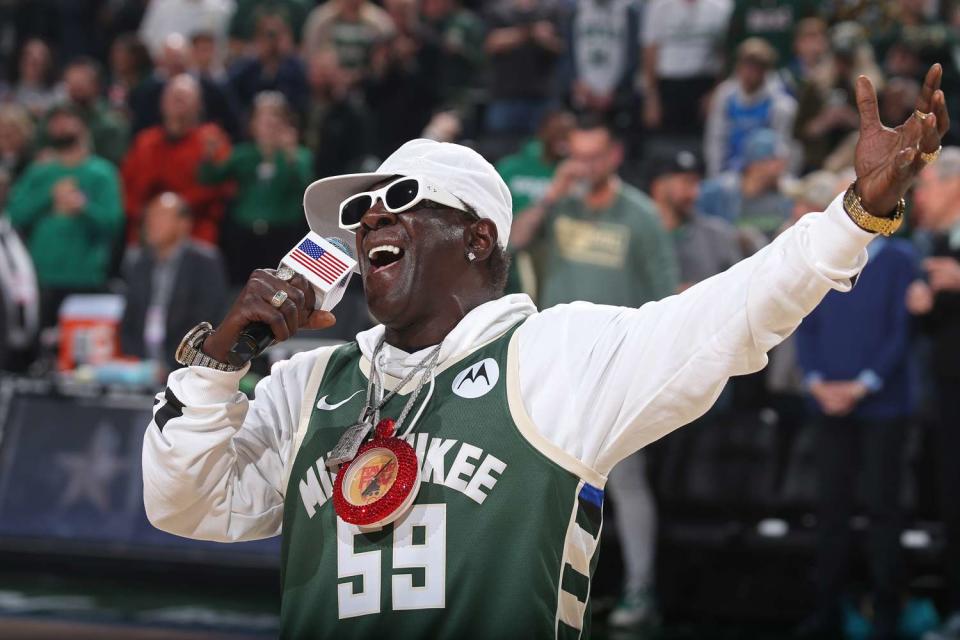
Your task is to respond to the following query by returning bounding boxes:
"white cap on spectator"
[303,139,514,250]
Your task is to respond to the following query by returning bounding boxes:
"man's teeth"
[368,245,401,260]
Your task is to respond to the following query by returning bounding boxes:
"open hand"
[854,64,950,215]
[925,256,960,292]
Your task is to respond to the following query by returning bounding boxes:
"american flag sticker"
[281,232,357,292]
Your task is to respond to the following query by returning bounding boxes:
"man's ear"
[465,218,497,261]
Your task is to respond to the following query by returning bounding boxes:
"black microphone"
[227,237,355,367]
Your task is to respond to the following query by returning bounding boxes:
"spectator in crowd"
[120,191,228,373]
[512,116,677,630]
[139,0,236,62]
[7,105,122,327]
[301,0,395,79]
[107,34,153,115]
[420,0,484,117]
[229,0,311,55]
[496,109,574,295]
[563,0,640,134]
[872,0,954,81]
[122,74,233,246]
[906,148,960,640]
[699,127,794,240]
[704,38,797,178]
[191,31,227,81]
[796,223,918,640]
[303,49,373,178]
[8,39,61,118]
[648,149,743,291]
[725,0,818,66]
[129,33,243,140]
[483,0,564,136]
[641,0,731,137]
[229,12,308,117]
[33,57,131,167]
[198,92,310,285]
[781,17,830,97]
[0,104,35,181]
[793,23,879,174]
[365,0,439,158]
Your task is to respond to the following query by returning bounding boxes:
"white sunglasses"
[338,177,466,231]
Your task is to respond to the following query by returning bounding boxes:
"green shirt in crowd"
[497,140,557,212]
[8,156,123,289]
[198,143,313,230]
[496,140,559,295]
[537,182,679,309]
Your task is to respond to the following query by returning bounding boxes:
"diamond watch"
[175,322,243,371]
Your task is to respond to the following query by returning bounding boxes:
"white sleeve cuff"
[166,364,251,406]
[805,191,876,273]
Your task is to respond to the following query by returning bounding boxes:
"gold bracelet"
[842,184,905,237]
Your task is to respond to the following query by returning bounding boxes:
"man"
[563,0,640,128]
[513,117,676,629]
[705,38,797,177]
[510,116,678,308]
[648,149,743,290]
[8,106,123,328]
[796,224,918,640]
[907,148,960,640]
[641,0,731,136]
[128,33,242,139]
[301,0,395,79]
[121,74,233,245]
[699,127,795,241]
[121,192,228,373]
[495,109,574,295]
[229,12,308,116]
[482,0,564,135]
[38,58,130,166]
[142,65,950,639]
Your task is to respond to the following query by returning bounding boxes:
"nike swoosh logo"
[316,389,363,411]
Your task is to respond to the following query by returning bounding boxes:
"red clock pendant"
[333,419,421,529]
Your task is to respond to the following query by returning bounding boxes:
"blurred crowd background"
[1,0,960,638]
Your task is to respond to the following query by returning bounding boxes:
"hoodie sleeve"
[142,348,331,542]
[516,191,874,477]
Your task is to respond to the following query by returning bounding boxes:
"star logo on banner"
[56,422,129,513]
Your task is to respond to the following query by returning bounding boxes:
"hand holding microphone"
[202,233,356,366]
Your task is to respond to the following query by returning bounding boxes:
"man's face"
[736,59,766,94]
[794,27,826,62]
[256,17,286,58]
[64,66,98,105]
[749,156,786,185]
[46,112,85,146]
[656,172,700,220]
[144,198,190,250]
[192,37,216,71]
[353,180,476,326]
[913,166,960,229]
[568,127,620,188]
[161,79,201,135]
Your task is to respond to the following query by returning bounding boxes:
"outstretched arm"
[517,64,950,477]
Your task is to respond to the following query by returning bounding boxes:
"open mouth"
[367,244,406,273]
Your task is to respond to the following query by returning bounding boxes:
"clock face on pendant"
[333,436,421,529]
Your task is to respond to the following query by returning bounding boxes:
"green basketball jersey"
[281,325,606,639]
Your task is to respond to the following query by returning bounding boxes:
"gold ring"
[276,265,295,281]
[914,109,932,123]
[921,144,942,165]
[270,289,289,308]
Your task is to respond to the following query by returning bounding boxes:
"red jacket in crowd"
[121,123,234,245]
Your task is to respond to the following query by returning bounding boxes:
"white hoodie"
[143,193,872,542]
